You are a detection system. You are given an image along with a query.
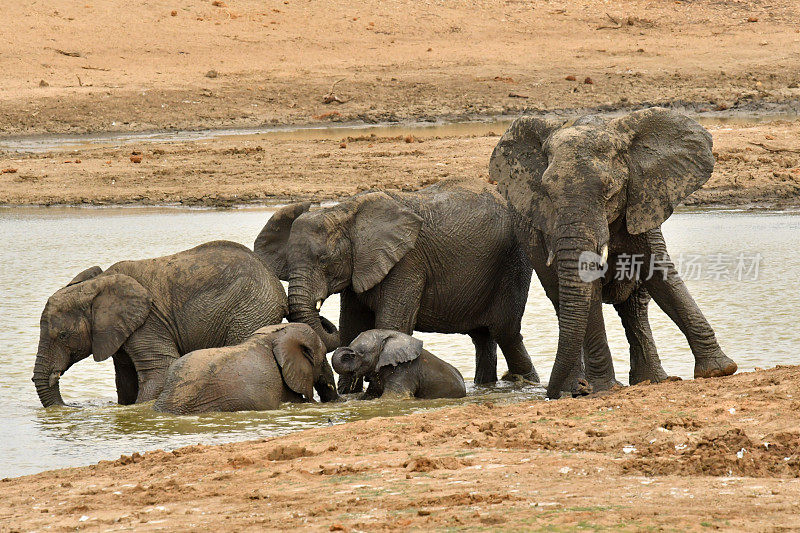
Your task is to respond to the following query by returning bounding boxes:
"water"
[1,206,798,478]
[0,111,795,154]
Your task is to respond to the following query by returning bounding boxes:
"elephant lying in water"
[154,324,327,414]
[490,107,737,399]
[254,178,538,392]
[332,330,466,400]
[32,241,337,406]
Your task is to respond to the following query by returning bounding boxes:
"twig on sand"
[322,79,347,104]
[749,142,800,154]
[54,49,82,57]
[597,13,623,30]
[508,92,529,99]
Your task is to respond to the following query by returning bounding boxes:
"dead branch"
[322,79,347,104]
[749,142,800,154]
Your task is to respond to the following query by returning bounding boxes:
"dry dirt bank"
[1,119,799,207]
[2,365,800,532]
[1,0,799,136]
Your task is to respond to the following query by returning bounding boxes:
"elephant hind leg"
[470,328,498,384]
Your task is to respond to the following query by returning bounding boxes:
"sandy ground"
[2,365,800,531]
[1,0,799,136]
[1,119,799,207]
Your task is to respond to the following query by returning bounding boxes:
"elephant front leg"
[643,230,737,379]
[130,352,181,403]
[113,351,138,405]
[469,328,498,384]
[614,286,669,384]
[336,290,376,394]
[582,294,620,393]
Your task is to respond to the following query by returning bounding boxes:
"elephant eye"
[58,331,69,340]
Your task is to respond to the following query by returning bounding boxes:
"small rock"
[130,155,143,164]
[418,509,431,516]
[584,77,594,85]
[212,0,227,6]
[171,10,177,16]
[1,168,18,174]
[329,525,346,532]
[339,142,347,149]
[205,70,218,79]
[746,16,758,22]
[39,80,50,87]
[404,135,415,143]
[565,75,576,81]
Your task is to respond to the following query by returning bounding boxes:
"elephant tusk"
[546,249,555,267]
[48,372,61,388]
[600,244,609,267]
[315,299,323,311]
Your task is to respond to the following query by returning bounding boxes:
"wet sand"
[1,118,799,207]
[3,365,800,531]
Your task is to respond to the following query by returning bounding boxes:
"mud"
[3,366,800,531]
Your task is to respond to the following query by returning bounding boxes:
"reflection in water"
[1,206,799,477]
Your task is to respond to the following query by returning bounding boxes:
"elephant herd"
[32,108,738,414]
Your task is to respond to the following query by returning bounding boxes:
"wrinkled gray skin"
[153,324,327,414]
[332,330,466,399]
[255,179,538,393]
[32,241,314,407]
[490,108,737,399]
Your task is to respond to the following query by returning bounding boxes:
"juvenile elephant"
[254,178,538,391]
[32,241,332,407]
[332,330,466,399]
[490,107,737,399]
[154,324,326,413]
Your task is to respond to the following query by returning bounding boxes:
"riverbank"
[2,365,800,531]
[1,118,799,207]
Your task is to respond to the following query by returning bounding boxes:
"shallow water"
[1,206,799,478]
[0,110,796,153]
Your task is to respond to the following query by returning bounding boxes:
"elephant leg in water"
[615,286,670,384]
[581,294,619,392]
[470,328,498,385]
[113,351,138,405]
[643,230,737,379]
[336,290,376,393]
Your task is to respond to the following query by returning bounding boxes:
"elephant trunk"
[546,237,596,399]
[287,273,340,353]
[32,352,66,407]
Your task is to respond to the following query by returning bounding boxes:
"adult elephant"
[489,108,737,399]
[254,178,538,391]
[32,241,336,407]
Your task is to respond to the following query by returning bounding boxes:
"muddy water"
[0,111,796,153]
[1,207,799,478]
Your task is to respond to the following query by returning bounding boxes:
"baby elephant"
[332,330,466,400]
[154,324,326,414]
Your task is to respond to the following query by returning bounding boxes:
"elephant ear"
[66,266,103,287]
[254,202,312,280]
[375,331,423,371]
[350,192,423,293]
[90,274,152,362]
[272,326,316,400]
[489,115,565,233]
[611,108,714,235]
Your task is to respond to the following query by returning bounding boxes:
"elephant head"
[257,323,327,401]
[254,193,423,352]
[32,267,152,407]
[331,329,423,384]
[489,107,714,398]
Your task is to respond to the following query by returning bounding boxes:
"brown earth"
[3,365,800,532]
[1,0,799,136]
[1,119,800,207]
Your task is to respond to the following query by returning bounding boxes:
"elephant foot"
[501,370,540,385]
[571,378,593,398]
[588,378,624,394]
[629,365,669,386]
[694,352,738,379]
[474,370,499,385]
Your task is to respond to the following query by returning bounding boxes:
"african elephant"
[254,178,538,391]
[331,330,466,399]
[153,324,326,413]
[32,241,328,407]
[489,108,737,399]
